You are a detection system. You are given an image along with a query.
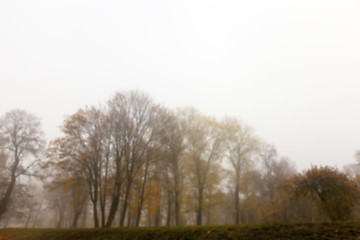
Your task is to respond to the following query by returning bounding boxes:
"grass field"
[1,222,360,240]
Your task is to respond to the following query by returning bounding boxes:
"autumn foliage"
[2,91,360,228]
[289,166,359,221]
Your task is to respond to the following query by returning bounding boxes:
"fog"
[1,0,360,228]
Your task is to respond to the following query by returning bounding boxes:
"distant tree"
[223,117,258,224]
[0,110,45,220]
[237,170,264,224]
[263,157,297,223]
[42,173,88,228]
[159,110,185,226]
[250,142,303,223]
[258,143,279,202]
[290,166,359,221]
[180,108,225,225]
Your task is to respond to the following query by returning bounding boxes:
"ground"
[1,222,360,240]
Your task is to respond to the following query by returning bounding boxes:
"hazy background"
[1,0,360,170]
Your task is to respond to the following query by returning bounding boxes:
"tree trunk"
[0,177,16,220]
[32,203,42,228]
[235,172,240,224]
[100,200,105,227]
[56,207,64,228]
[0,154,20,220]
[135,159,150,227]
[71,211,80,228]
[174,174,181,226]
[155,201,161,226]
[24,207,34,228]
[93,201,99,228]
[105,188,121,227]
[119,180,132,227]
[71,200,85,228]
[89,182,99,228]
[80,204,88,228]
[174,195,180,226]
[106,153,122,227]
[196,187,203,225]
[166,189,172,226]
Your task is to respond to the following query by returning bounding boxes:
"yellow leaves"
[144,182,162,215]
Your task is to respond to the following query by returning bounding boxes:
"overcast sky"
[1,0,360,171]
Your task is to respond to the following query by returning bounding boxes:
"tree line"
[0,90,359,228]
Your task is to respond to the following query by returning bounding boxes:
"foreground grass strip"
[1,222,360,240]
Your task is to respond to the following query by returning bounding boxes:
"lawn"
[1,222,360,240]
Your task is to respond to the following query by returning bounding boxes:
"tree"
[46,91,172,228]
[255,142,300,223]
[223,118,258,224]
[157,109,185,226]
[43,172,88,228]
[0,110,45,220]
[262,157,297,223]
[46,107,106,228]
[290,166,359,221]
[180,108,225,225]
[107,91,164,227]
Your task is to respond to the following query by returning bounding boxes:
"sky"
[1,0,360,171]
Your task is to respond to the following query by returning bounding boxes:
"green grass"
[1,222,360,240]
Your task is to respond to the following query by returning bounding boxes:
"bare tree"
[107,91,164,227]
[0,110,45,220]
